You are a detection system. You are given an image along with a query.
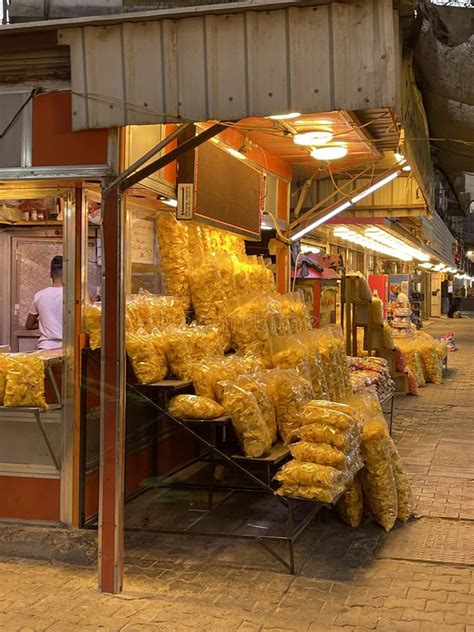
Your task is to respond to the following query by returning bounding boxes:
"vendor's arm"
[25,312,39,330]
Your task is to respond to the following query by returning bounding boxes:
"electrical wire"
[0,88,37,140]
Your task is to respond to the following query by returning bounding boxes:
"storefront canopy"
[0,0,401,130]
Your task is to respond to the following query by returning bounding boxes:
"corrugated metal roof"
[52,1,399,130]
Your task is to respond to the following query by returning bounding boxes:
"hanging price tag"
[177,183,194,220]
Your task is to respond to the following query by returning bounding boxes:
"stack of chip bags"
[276,399,362,504]
[270,336,313,386]
[327,326,352,401]
[191,355,251,402]
[417,340,443,384]
[126,331,168,384]
[168,394,225,420]
[263,369,313,443]
[165,325,224,380]
[233,374,277,444]
[229,295,273,366]
[220,381,272,457]
[4,354,47,409]
[299,333,330,400]
[156,212,191,308]
[143,293,185,331]
[85,303,102,350]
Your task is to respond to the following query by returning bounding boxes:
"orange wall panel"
[0,476,60,522]
[32,92,108,166]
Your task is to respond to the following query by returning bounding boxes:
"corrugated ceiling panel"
[422,212,456,265]
[60,1,399,130]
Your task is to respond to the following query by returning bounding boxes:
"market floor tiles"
[1,317,474,631]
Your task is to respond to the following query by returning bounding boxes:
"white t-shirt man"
[396,291,410,308]
[29,286,63,350]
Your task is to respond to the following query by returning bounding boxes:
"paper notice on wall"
[131,217,155,264]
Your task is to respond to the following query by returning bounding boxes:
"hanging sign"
[177,183,194,220]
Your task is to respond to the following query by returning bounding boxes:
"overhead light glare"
[293,131,333,146]
[291,201,352,241]
[351,172,399,204]
[161,197,178,208]
[311,145,348,161]
[420,262,434,269]
[226,147,246,160]
[394,152,406,164]
[402,165,412,172]
[266,112,301,120]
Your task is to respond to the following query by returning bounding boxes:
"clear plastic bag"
[297,423,356,452]
[192,355,249,402]
[274,461,346,488]
[307,400,358,420]
[360,419,398,531]
[263,369,314,443]
[270,336,313,385]
[127,332,168,384]
[371,296,384,325]
[276,483,340,504]
[168,394,225,420]
[4,354,47,409]
[337,475,363,528]
[0,354,8,405]
[85,303,102,350]
[383,323,394,349]
[220,382,272,457]
[299,401,356,432]
[387,436,413,522]
[234,374,277,444]
[288,441,347,470]
[165,326,224,381]
[299,333,330,400]
[229,295,273,367]
[418,341,442,384]
[156,212,191,307]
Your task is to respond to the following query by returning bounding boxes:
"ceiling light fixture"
[266,112,301,120]
[160,197,178,208]
[420,262,434,269]
[402,165,412,172]
[293,131,333,146]
[290,171,401,241]
[311,145,348,161]
[394,152,406,165]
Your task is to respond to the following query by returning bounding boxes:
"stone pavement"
[1,318,473,632]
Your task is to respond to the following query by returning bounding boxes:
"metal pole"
[98,179,126,594]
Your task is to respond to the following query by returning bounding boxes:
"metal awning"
[0,0,401,131]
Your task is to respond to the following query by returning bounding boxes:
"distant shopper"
[25,256,63,350]
[394,288,409,308]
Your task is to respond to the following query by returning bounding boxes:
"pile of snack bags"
[347,356,395,400]
[394,330,444,386]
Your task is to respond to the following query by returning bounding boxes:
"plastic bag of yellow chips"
[436,340,448,361]
[165,326,224,381]
[299,402,356,432]
[371,296,384,325]
[360,419,398,531]
[220,382,272,457]
[387,436,413,523]
[156,212,191,307]
[276,483,341,504]
[234,374,277,444]
[0,354,8,405]
[263,369,313,443]
[85,304,102,350]
[274,460,347,488]
[383,323,394,349]
[192,355,249,401]
[4,354,47,409]
[418,341,442,384]
[168,394,225,420]
[337,475,363,528]
[288,441,347,470]
[271,337,313,385]
[127,332,168,384]
[298,423,356,452]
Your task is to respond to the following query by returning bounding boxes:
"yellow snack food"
[298,424,356,452]
[4,355,47,409]
[192,355,249,402]
[299,402,355,432]
[276,483,341,504]
[85,304,102,350]
[234,374,277,444]
[360,419,398,531]
[371,296,384,325]
[229,295,273,366]
[220,382,272,457]
[156,212,191,307]
[263,369,314,443]
[275,461,346,488]
[418,341,442,384]
[308,400,358,420]
[387,436,413,523]
[165,326,224,381]
[288,441,347,470]
[436,340,448,360]
[383,323,394,349]
[168,394,225,420]
[0,354,8,405]
[337,475,363,528]
[127,332,168,384]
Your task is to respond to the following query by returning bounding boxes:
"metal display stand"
[379,389,396,435]
[124,382,326,574]
[0,356,62,471]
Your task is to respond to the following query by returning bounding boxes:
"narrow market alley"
[0,319,473,632]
